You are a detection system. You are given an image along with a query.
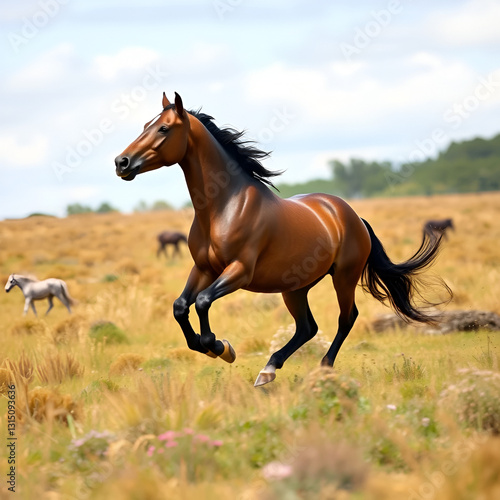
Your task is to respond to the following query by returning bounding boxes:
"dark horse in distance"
[423,218,454,240]
[157,231,187,259]
[115,92,450,386]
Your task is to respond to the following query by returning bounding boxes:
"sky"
[1,0,500,219]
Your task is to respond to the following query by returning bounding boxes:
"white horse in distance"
[5,274,75,316]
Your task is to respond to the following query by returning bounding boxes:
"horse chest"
[192,241,228,275]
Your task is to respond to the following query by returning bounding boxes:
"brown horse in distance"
[157,231,187,258]
[115,92,451,386]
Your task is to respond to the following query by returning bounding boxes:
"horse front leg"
[195,261,252,363]
[25,298,36,316]
[173,266,216,356]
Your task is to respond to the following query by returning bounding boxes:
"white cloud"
[245,57,476,127]
[409,52,443,69]
[0,133,49,167]
[7,43,77,91]
[431,0,500,45]
[67,185,101,202]
[92,46,161,81]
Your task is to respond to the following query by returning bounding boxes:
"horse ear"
[162,92,171,109]
[174,92,184,117]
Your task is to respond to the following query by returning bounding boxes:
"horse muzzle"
[115,155,141,181]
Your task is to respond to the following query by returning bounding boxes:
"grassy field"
[1,192,499,499]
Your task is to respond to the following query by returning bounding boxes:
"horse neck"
[179,115,250,221]
[13,275,32,290]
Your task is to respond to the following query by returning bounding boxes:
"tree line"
[66,200,174,216]
[277,133,500,199]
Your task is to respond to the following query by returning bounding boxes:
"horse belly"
[246,238,337,293]
[29,283,51,300]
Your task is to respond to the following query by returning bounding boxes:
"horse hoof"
[205,350,217,359]
[219,339,236,363]
[254,368,276,387]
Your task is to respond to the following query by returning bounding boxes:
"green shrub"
[101,274,119,283]
[88,321,129,345]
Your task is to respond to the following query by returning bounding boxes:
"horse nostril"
[115,155,130,170]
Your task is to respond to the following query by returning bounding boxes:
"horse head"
[5,274,17,292]
[114,92,189,181]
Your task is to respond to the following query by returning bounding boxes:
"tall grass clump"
[36,352,85,384]
[303,367,361,419]
[3,351,35,384]
[21,387,82,424]
[440,368,500,434]
[10,318,48,336]
[262,438,369,499]
[385,354,426,382]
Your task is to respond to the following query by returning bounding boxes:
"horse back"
[241,192,371,292]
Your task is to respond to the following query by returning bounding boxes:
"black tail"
[361,219,452,324]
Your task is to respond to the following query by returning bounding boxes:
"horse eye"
[159,126,169,134]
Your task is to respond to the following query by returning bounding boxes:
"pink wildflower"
[262,461,293,481]
[165,441,178,448]
[158,431,177,441]
[183,428,194,435]
[211,440,223,447]
[386,404,397,411]
[195,434,210,443]
[147,445,155,457]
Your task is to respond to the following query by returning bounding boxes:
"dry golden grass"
[0,195,499,499]
[3,352,35,384]
[20,387,81,425]
[36,351,85,384]
[109,353,146,376]
[0,368,14,394]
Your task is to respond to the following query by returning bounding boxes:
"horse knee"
[173,297,189,322]
[195,291,211,314]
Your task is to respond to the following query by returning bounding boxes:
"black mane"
[188,109,282,188]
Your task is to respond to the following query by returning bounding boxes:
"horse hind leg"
[321,267,360,368]
[46,296,54,315]
[255,287,318,387]
[57,287,72,313]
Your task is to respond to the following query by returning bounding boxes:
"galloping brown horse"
[115,92,450,386]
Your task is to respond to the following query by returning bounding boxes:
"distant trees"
[66,202,118,216]
[66,203,93,215]
[276,133,500,199]
[133,200,174,212]
[329,159,393,198]
[65,199,176,217]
